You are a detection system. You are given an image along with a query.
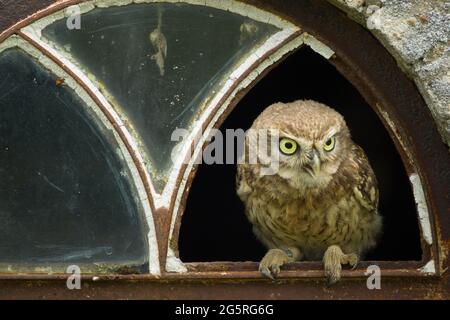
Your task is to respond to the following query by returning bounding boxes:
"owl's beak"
[304,149,321,177]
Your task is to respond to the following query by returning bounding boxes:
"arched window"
[0,0,448,299]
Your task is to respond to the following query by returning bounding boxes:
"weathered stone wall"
[328,0,449,147]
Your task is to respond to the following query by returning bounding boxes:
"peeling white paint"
[0,35,160,275]
[410,173,433,246]
[418,259,435,275]
[166,248,188,273]
[96,0,134,8]
[302,33,335,59]
[366,110,435,253]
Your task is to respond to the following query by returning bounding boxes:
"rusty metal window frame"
[0,0,448,297]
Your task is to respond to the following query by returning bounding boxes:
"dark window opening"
[179,46,422,263]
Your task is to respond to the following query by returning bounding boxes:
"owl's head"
[252,100,352,189]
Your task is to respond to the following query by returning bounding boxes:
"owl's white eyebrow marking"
[278,131,295,139]
[328,128,338,137]
[410,173,433,245]
[321,128,339,141]
[279,131,310,146]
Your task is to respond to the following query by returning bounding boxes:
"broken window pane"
[0,48,148,272]
[41,2,279,191]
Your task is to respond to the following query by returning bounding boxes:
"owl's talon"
[323,245,358,285]
[348,254,359,270]
[260,267,275,280]
[326,274,340,287]
[271,265,280,276]
[259,249,291,280]
[324,262,342,286]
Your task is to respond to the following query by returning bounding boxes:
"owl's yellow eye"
[323,137,336,152]
[279,138,298,155]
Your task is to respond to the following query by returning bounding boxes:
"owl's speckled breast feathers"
[238,143,381,259]
[236,100,382,283]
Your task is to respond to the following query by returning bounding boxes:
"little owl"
[237,100,382,284]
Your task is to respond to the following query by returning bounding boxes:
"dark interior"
[179,46,422,262]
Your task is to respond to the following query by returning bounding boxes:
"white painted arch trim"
[410,173,433,246]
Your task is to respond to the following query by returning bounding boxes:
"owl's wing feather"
[351,145,379,213]
[236,165,252,202]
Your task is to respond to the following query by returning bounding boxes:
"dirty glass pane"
[0,49,148,272]
[41,3,279,191]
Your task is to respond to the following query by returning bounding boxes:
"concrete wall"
[328,0,450,147]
